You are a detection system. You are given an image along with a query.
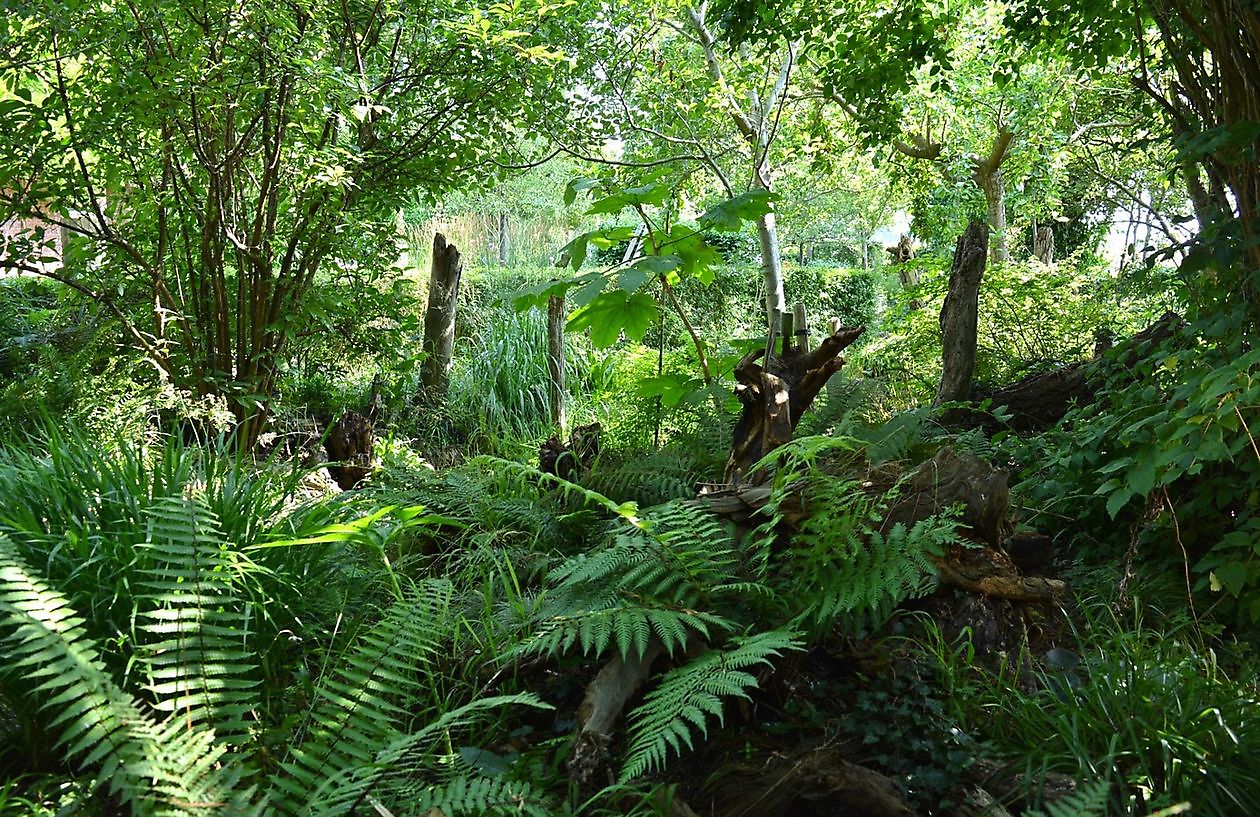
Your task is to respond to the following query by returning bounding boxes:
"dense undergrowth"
[1,239,1258,817]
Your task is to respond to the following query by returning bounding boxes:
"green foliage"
[1024,781,1111,817]
[749,435,961,634]
[1020,318,1260,620]
[922,602,1260,816]
[620,630,801,782]
[524,501,740,661]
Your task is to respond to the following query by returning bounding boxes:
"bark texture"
[421,233,463,398]
[547,294,567,432]
[935,222,988,406]
[726,325,866,484]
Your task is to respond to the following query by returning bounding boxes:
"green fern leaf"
[620,630,802,781]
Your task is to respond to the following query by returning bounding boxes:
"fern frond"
[271,580,455,814]
[526,501,746,659]
[1025,780,1110,817]
[405,775,552,816]
[298,693,549,817]
[620,630,802,781]
[137,496,258,747]
[0,534,255,816]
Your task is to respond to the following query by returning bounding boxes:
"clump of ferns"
[0,497,553,817]
[746,435,964,637]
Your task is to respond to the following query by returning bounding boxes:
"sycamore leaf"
[567,291,657,347]
[563,177,602,206]
[588,184,670,215]
[698,190,776,231]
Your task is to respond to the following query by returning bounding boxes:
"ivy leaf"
[567,291,657,347]
[698,190,776,231]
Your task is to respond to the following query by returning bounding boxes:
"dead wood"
[539,422,601,480]
[726,325,865,485]
[569,640,667,794]
[698,448,1065,602]
[703,744,915,817]
[936,221,988,406]
[324,409,373,490]
[956,311,1185,432]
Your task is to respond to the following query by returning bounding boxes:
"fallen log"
[957,311,1184,432]
[697,447,1065,602]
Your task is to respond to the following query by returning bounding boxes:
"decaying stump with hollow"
[726,325,866,484]
[539,422,602,480]
[325,410,374,490]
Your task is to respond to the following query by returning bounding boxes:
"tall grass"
[916,601,1260,815]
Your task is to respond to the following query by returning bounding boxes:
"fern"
[137,497,258,747]
[0,534,257,816]
[295,693,549,817]
[270,580,455,814]
[401,775,552,816]
[620,630,801,781]
[585,450,708,506]
[745,435,960,633]
[525,501,747,660]
[1025,780,1110,817]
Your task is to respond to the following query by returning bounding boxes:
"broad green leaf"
[698,190,776,231]
[567,291,658,347]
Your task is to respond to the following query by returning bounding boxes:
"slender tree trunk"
[935,221,988,406]
[977,169,1008,264]
[547,294,567,433]
[422,232,463,399]
[757,210,787,328]
[498,212,509,267]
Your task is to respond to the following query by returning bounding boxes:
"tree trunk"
[325,409,374,490]
[421,232,463,399]
[757,211,787,329]
[498,212,509,267]
[888,234,920,309]
[547,294,566,432]
[1033,224,1054,264]
[935,222,988,406]
[977,169,1008,264]
[726,325,866,484]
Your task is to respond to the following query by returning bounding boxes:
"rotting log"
[953,311,1184,433]
[726,325,866,485]
[702,744,915,817]
[421,233,463,399]
[569,640,667,796]
[698,447,1066,602]
[935,221,988,406]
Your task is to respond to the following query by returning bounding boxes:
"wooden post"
[422,233,463,399]
[547,294,567,433]
[792,303,809,353]
[935,221,988,406]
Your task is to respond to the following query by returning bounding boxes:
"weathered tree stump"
[936,221,988,406]
[547,294,567,432]
[325,410,374,490]
[726,325,866,484]
[539,422,601,480]
[421,233,463,399]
